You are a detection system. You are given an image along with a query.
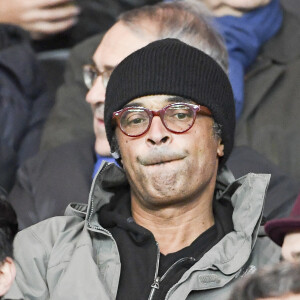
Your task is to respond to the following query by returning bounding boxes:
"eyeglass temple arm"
[199,105,212,116]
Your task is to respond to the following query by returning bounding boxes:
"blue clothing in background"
[215,0,282,118]
[92,154,116,178]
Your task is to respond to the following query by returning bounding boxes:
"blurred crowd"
[1,0,300,299]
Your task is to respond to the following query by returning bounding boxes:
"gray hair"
[228,262,300,300]
[118,0,228,73]
[212,122,222,140]
[111,133,121,160]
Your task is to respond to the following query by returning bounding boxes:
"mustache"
[94,104,104,119]
[138,148,187,166]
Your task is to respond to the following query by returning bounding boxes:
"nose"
[146,116,171,146]
[85,76,106,105]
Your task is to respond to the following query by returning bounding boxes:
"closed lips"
[138,152,187,166]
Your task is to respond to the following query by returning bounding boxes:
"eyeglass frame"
[82,64,114,90]
[112,102,212,137]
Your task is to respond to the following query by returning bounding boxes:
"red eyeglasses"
[112,102,212,137]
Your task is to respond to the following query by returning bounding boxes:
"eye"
[122,111,148,127]
[102,69,114,86]
[166,106,193,121]
[174,112,189,120]
[128,115,147,125]
[92,72,98,82]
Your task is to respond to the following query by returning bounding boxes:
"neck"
[132,196,215,255]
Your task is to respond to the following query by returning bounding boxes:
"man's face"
[85,21,154,155]
[115,95,224,209]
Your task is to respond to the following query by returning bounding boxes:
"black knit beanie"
[105,38,235,167]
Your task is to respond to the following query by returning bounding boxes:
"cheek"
[119,137,132,152]
[118,136,138,168]
[189,127,218,155]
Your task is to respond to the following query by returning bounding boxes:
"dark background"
[282,0,300,15]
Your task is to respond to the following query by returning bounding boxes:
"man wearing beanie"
[4,39,280,300]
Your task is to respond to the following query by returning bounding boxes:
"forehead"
[126,95,196,109]
[93,21,153,70]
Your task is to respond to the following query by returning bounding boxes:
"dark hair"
[118,0,228,73]
[0,199,18,262]
[228,262,300,300]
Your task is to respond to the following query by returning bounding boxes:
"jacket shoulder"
[15,216,85,257]
[5,216,86,300]
[248,229,281,269]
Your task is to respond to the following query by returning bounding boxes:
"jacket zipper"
[87,161,113,236]
[148,243,161,300]
[148,243,196,300]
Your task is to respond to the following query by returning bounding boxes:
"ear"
[0,257,16,296]
[217,140,224,158]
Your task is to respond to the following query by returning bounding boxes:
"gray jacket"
[4,163,280,300]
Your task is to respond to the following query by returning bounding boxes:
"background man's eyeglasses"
[113,103,212,137]
[83,64,114,90]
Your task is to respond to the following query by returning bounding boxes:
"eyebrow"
[123,96,194,108]
[124,102,143,108]
[91,60,115,72]
[101,64,115,71]
[167,96,194,104]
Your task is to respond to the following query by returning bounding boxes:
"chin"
[94,120,105,132]
[95,136,111,156]
[139,168,181,195]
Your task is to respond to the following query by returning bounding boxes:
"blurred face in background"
[0,257,16,296]
[85,21,154,156]
[200,0,272,16]
[282,231,300,263]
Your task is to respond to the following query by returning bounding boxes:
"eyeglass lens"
[83,65,113,90]
[119,104,196,136]
[164,104,194,132]
[83,65,98,89]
